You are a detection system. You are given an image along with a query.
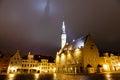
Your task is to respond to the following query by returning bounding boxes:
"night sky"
[0,0,120,57]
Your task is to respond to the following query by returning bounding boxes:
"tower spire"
[62,21,66,34]
[61,18,67,48]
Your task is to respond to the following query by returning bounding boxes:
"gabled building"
[34,55,55,73]
[21,52,39,73]
[56,21,100,73]
[8,50,22,73]
[99,52,120,72]
[0,53,10,73]
[110,53,120,71]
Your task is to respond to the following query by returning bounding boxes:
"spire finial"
[62,18,66,34]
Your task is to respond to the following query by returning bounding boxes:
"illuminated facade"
[56,22,100,73]
[7,50,55,74]
[99,52,120,72]
[56,34,100,73]
[110,53,120,71]
[8,50,22,73]
[99,54,112,72]
[38,59,55,73]
[21,52,39,73]
[0,53,10,74]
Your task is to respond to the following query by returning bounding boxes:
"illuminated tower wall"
[61,21,67,48]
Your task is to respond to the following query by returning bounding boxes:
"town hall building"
[55,21,100,73]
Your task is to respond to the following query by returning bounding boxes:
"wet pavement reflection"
[0,73,120,80]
